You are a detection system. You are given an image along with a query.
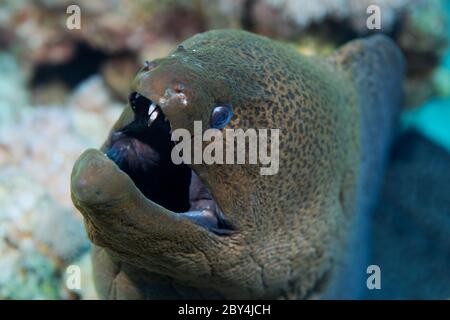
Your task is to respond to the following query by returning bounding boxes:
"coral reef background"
[0,0,449,299]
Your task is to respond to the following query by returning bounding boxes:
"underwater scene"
[0,0,449,300]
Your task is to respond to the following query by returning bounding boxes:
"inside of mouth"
[105,92,233,235]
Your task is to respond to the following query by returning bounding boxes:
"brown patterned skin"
[71,30,404,299]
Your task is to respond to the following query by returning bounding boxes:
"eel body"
[71,30,404,299]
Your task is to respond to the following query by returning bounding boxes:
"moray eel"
[71,30,404,299]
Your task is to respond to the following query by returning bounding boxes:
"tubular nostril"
[143,60,157,72]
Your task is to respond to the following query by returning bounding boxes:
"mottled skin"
[71,30,404,299]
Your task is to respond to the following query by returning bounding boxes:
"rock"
[0,67,122,299]
[0,53,28,127]
[3,0,447,109]
[101,54,140,101]
[397,0,449,107]
[0,173,62,299]
[253,0,410,32]
[69,75,116,113]
[31,81,70,105]
[68,75,123,146]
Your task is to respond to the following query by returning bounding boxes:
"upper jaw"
[103,90,235,236]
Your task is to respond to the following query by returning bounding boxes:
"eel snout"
[70,148,204,257]
[71,148,131,206]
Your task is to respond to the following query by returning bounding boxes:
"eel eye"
[210,104,233,129]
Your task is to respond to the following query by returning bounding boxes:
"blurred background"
[0,0,449,299]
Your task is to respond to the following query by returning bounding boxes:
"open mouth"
[104,91,234,236]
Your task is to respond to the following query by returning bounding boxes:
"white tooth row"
[147,102,159,126]
[150,110,158,121]
[148,102,156,115]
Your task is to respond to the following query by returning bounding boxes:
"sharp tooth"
[150,110,158,121]
[148,102,156,116]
